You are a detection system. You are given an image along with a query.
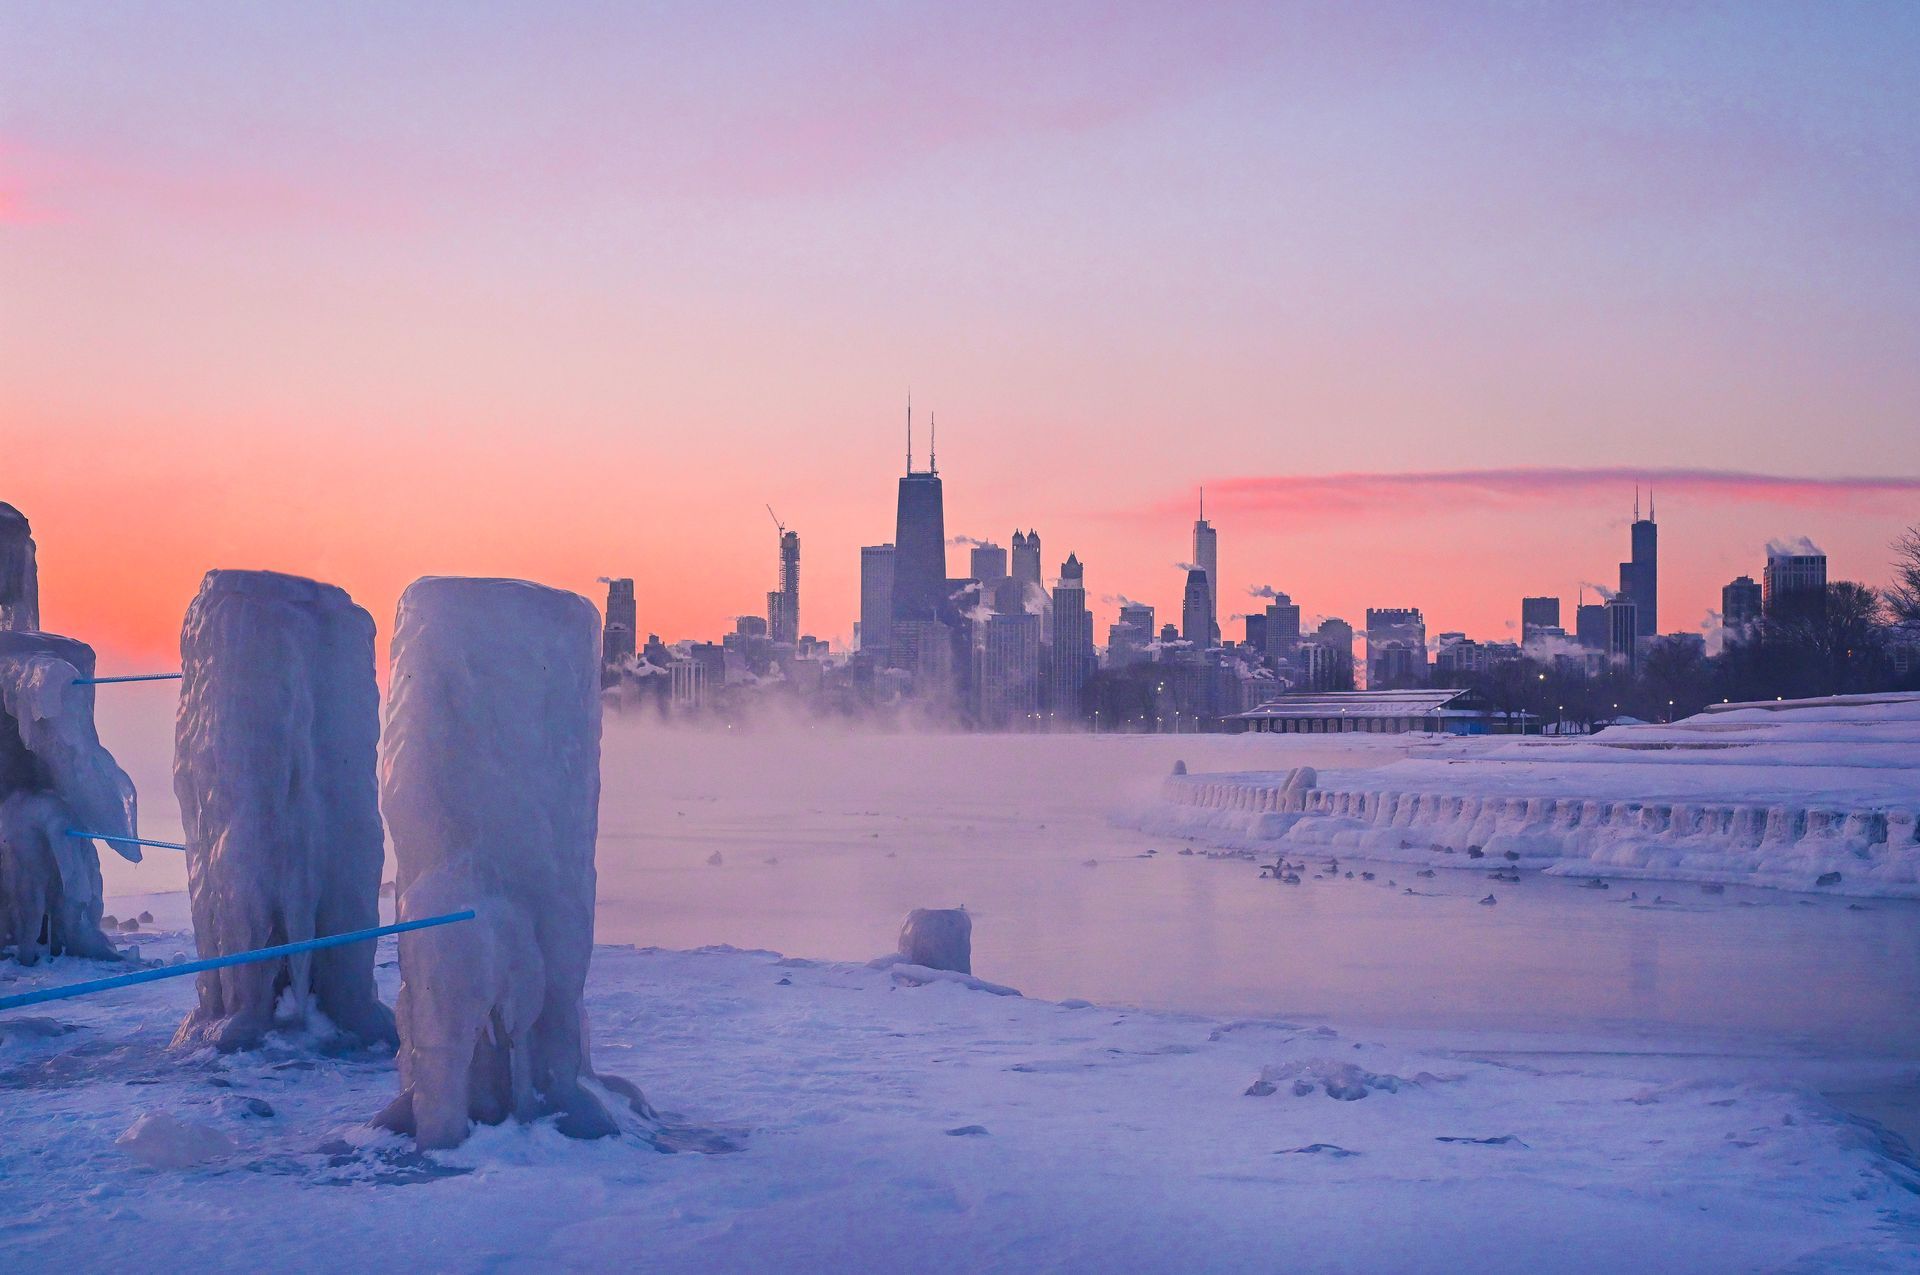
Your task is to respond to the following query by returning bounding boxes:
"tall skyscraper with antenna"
[1191,487,1218,645]
[1617,487,1658,639]
[890,398,950,630]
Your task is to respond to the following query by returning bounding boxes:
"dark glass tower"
[891,416,948,626]
[1617,489,1657,638]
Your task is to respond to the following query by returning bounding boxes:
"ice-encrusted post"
[376,577,635,1149]
[171,570,395,1051]
[0,503,37,633]
[899,907,971,974]
[0,631,138,963]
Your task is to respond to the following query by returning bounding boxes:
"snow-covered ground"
[5,903,1919,1273]
[7,695,1918,1270]
[1136,695,1920,897]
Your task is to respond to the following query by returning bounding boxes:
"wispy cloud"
[1140,468,1920,519]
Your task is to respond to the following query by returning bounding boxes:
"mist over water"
[93,683,1920,1056]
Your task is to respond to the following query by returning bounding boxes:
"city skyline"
[6,4,1920,665]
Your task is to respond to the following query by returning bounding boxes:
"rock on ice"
[0,631,138,963]
[172,570,394,1050]
[898,907,971,974]
[376,577,634,1149]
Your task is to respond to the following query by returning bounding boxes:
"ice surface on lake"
[0,630,137,962]
[172,570,393,1050]
[0,503,37,633]
[897,906,971,973]
[377,576,625,1148]
[1144,694,1920,896]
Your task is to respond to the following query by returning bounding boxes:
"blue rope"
[0,909,477,1013]
[70,673,183,685]
[64,830,186,851]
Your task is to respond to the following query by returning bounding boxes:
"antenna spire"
[906,391,913,473]
[1649,487,1655,521]
[930,412,937,473]
[1634,485,1640,522]
[1199,485,1205,522]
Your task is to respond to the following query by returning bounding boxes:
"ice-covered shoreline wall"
[0,503,38,634]
[172,570,394,1050]
[1131,696,1920,898]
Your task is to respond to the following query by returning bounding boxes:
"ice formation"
[0,631,139,963]
[0,503,37,632]
[376,576,635,1148]
[172,570,394,1050]
[897,907,971,974]
[1139,694,1920,896]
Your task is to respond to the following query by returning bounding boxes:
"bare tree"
[1891,525,1920,627]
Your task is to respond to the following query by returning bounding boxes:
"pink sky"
[4,4,1917,666]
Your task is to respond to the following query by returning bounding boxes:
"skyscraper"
[1576,601,1609,650]
[859,544,894,657]
[1521,596,1560,636]
[601,578,636,687]
[1048,554,1095,716]
[1010,530,1042,592]
[977,610,1041,727]
[1764,545,1827,619]
[1722,575,1763,637]
[1605,597,1640,669]
[1263,592,1301,661]
[1365,608,1428,689]
[1192,489,1218,645]
[1617,490,1658,638]
[767,529,799,645]
[890,410,948,633]
[970,541,1008,583]
[1180,569,1212,646]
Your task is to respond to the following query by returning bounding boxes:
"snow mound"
[172,570,394,1051]
[115,1111,237,1169]
[0,630,138,963]
[1252,1058,1419,1101]
[376,577,637,1149]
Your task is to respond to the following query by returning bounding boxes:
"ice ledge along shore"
[1127,693,1920,898]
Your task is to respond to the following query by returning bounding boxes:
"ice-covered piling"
[376,577,634,1149]
[0,504,38,633]
[0,631,138,963]
[898,908,971,974]
[171,570,394,1050]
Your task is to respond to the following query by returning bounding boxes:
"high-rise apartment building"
[767,529,799,645]
[1764,547,1828,619]
[1521,596,1560,636]
[859,544,895,657]
[970,541,1008,583]
[1365,607,1428,689]
[1047,554,1095,716]
[1722,575,1763,637]
[601,577,636,687]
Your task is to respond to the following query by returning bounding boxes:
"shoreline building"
[1109,602,1155,668]
[1722,575,1763,640]
[601,578,636,687]
[977,609,1041,727]
[1617,491,1658,639]
[1048,554,1095,716]
[1764,544,1828,620]
[859,544,895,658]
[1181,568,1213,647]
[1521,596,1560,639]
[1365,607,1428,689]
[1263,591,1302,662]
[1605,596,1640,670]
[970,541,1008,584]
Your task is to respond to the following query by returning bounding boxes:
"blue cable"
[0,909,477,1013]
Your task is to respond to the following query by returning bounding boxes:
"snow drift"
[171,570,394,1050]
[1136,694,1920,896]
[0,631,139,963]
[376,576,638,1148]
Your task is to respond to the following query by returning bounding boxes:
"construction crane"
[766,504,784,537]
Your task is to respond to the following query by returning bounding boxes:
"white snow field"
[1138,694,1920,897]
[4,919,1918,1274]
[6,692,1916,1271]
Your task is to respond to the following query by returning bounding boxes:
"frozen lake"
[96,686,1920,1057]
